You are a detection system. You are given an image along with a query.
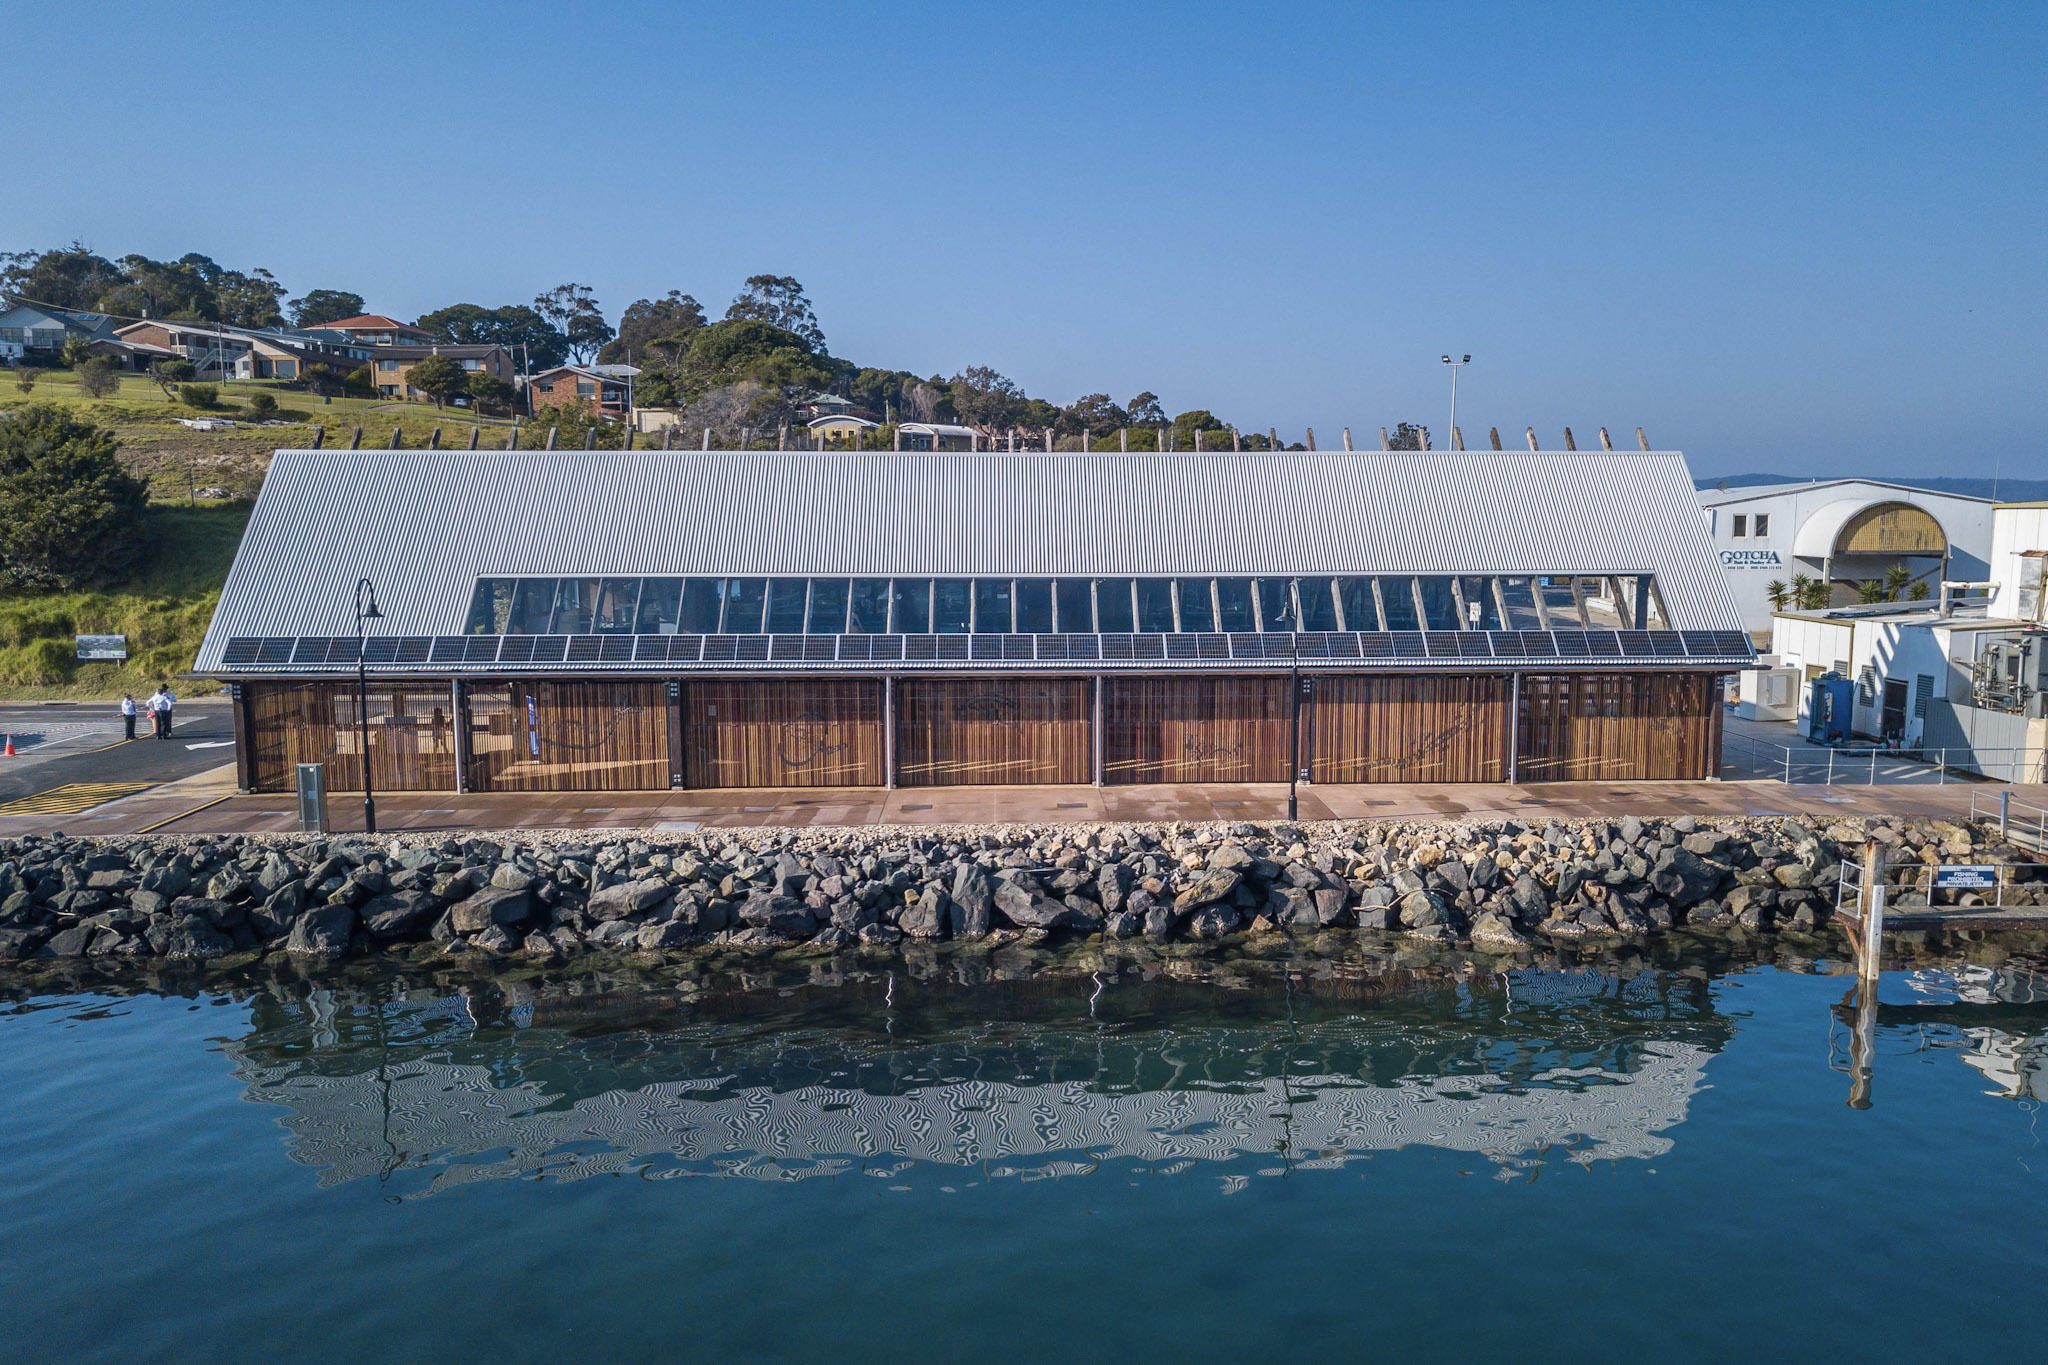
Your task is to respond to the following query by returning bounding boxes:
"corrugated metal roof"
[195,448,1744,670]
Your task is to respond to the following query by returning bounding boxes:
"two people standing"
[121,686,176,741]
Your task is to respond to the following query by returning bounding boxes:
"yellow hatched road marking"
[0,782,155,815]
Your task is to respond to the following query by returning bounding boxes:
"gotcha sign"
[1721,550,1783,570]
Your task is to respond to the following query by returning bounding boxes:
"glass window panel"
[670,579,716,632]
[1579,577,1625,629]
[849,578,891,633]
[1298,576,1341,631]
[1015,578,1054,633]
[933,579,972,633]
[973,578,1013,633]
[765,578,808,633]
[1216,577,1256,631]
[466,579,515,634]
[593,578,641,633]
[1538,576,1584,628]
[549,578,600,633]
[891,578,931,632]
[1636,576,1670,630]
[807,578,849,633]
[1174,578,1214,632]
[1055,579,1093,633]
[1256,579,1291,630]
[722,577,766,633]
[1336,576,1379,632]
[1135,578,1175,633]
[1376,576,1419,630]
[634,578,683,633]
[1095,579,1135,632]
[1497,576,1542,630]
[508,579,556,634]
[1416,576,1459,630]
[1457,576,1501,630]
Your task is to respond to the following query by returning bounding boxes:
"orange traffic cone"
[2,735,14,757]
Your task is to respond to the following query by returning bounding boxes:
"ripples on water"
[3,942,2044,1362]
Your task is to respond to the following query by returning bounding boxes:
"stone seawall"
[0,813,2039,971]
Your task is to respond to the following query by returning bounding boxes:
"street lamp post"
[1441,354,1471,449]
[355,577,383,834]
[1274,581,1302,822]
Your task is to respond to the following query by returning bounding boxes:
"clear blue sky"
[8,1,2043,477]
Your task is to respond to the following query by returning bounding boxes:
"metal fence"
[1838,853,2048,911]
[1970,789,2048,852]
[1723,733,2048,786]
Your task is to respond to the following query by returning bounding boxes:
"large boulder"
[450,885,533,934]
[949,864,993,938]
[737,891,816,935]
[900,886,948,939]
[1173,868,1241,912]
[1096,862,1133,914]
[288,904,357,956]
[146,914,232,960]
[993,878,1066,929]
[360,891,441,940]
[586,878,673,921]
[1650,848,1722,906]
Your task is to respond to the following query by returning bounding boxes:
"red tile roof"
[311,314,432,335]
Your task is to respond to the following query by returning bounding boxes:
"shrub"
[179,383,219,409]
[344,366,375,397]
[0,405,150,589]
[149,359,196,399]
[244,392,278,420]
[76,357,122,399]
[12,366,35,394]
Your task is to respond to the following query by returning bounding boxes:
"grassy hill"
[0,369,527,499]
[0,500,251,699]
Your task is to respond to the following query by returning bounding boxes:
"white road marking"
[185,741,236,750]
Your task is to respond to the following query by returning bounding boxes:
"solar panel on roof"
[633,635,667,662]
[1649,631,1687,657]
[667,635,703,662]
[733,636,769,662]
[770,636,805,661]
[1390,632,1426,658]
[464,636,500,663]
[904,635,937,660]
[836,635,871,661]
[567,636,604,663]
[600,636,635,662]
[1487,632,1526,658]
[532,635,570,662]
[1586,632,1622,657]
[1552,631,1592,656]
[1165,635,1199,659]
[1294,634,1330,659]
[1616,631,1654,657]
[970,635,1004,660]
[1099,634,1134,660]
[1002,634,1034,660]
[1063,635,1098,660]
[363,637,400,664]
[430,637,470,663]
[221,639,260,666]
[392,638,431,664]
[1129,635,1164,659]
[1355,633,1394,659]
[254,638,296,665]
[868,635,903,661]
[801,636,834,661]
[498,636,537,663]
[1325,633,1361,658]
[1423,632,1464,658]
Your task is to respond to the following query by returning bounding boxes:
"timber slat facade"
[201,450,1754,796]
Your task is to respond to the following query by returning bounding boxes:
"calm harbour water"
[2,946,2043,1363]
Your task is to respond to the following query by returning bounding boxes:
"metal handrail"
[1722,732,2048,786]
[1970,789,2048,851]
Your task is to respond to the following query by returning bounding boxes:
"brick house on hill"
[527,363,637,418]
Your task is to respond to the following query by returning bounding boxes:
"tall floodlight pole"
[355,577,383,834]
[1441,354,1471,449]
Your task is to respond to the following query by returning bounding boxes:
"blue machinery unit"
[1807,673,1855,745]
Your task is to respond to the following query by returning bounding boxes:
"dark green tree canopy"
[288,289,367,327]
[1125,391,1166,426]
[404,354,467,407]
[533,283,614,364]
[0,242,125,310]
[0,406,150,589]
[598,290,705,365]
[415,303,568,370]
[724,275,824,350]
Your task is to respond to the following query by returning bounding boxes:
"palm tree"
[1765,579,1790,612]
[1798,577,1833,611]
[1857,577,1887,604]
[1883,564,1912,601]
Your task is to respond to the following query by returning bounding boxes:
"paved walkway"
[4,763,2038,837]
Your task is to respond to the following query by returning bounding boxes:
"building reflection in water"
[222,968,1737,1195]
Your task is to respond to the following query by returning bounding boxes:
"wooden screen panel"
[1104,676,1291,784]
[466,680,669,791]
[1516,672,1718,781]
[683,679,883,788]
[245,681,457,793]
[1311,674,1507,782]
[897,678,1091,786]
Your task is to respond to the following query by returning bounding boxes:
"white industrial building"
[1698,480,1993,637]
[1763,502,2046,781]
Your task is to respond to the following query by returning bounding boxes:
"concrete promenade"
[4,762,2040,838]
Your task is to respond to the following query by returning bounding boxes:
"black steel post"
[355,578,381,834]
[1284,578,1301,822]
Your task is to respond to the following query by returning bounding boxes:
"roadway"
[0,701,237,812]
